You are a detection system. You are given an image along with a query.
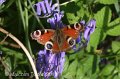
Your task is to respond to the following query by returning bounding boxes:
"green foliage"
[94,6,112,28]
[112,41,120,54]
[0,0,120,79]
[107,18,120,36]
[95,0,118,4]
[100,64,115,76]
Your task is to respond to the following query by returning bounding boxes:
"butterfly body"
[31,23,84,53]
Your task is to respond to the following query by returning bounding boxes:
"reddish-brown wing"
[31,23,84,53]
[52,23,82,53]
[52,23,84,53]
[52,40,70,53]
[31,29,54,45]
[62,23,84,39]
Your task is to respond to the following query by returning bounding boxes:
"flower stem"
[60,0,76,6]
[27,0,44,29]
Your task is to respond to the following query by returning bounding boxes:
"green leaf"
[64,59,78,78]
[81,55,94,73]
[76,1,89,19]
[90,28,101,48]
[66,13,79,23]
[68,59,78,75]
[114,2,120,17]
[113,75,120,79]
[63,72,74,79]
[95,0,118,4]
[4,58,12,76]
[0,46,23,59]
[76,6,85,19]
[68,53,78,61]
[106,18,120,36]
[112,41,120,54]
[76,54,100,79]
[94,7,111,28]
[100,64,115,76]
[76,65,84,79]
[80,55,100,79]
[62,56,69,75]
[68,49,84,61]
[61,2,82,23]
[87,28,106,51]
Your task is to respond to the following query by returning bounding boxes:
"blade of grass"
[17,0,33,55]
[114,2,120,17]
[27,0,44,29]
[24,0,33,56]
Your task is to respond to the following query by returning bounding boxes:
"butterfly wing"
[31,29,54,45]
[62,23,84,39]
[54,23,84,52]
[52,40,70,53]
[31,23,84,53]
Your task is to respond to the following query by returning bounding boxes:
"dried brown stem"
[0,27,39,79]
[0,41,21,48]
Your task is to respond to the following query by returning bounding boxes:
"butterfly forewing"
[31,29,54,45]
[62,23,84,39]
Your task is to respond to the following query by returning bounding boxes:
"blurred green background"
[0,0,120,79]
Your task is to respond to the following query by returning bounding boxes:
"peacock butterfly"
[31,23,84,53]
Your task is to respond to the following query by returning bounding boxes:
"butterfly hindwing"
[52,38,70,53]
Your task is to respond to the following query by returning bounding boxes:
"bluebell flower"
[36,11,65,79]
[76,20,85,43]
[73,20,96,52]
[47,11,64,29]
[34,0,96,78]
[36,50,65,79]
[72,20,85,51]
[34,0,65,78]
[84,19,96,42]
[0,0,5,5]
[34,0,59,18]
